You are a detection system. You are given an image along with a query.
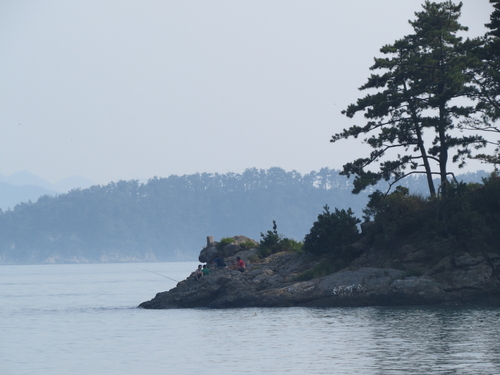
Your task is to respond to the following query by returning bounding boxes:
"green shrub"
[359,175,500,255]
[443,175,500,251]
[364,187,430,237]
[303,205,361,257]
[279,237,303,252]
[240,241,257,250]
[259,220,303,257]
[294,269,315,282]
[216,237,234,250]
[294,257,347,281]
[247,254,259,263]
[259,220,280,257]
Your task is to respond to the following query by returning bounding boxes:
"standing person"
[202,264,210,276]
[236,256,245,273]
[195,265,203,280]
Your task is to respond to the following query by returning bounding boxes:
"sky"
[0,0,496,185]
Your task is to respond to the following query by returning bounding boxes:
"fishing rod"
[139,268,179,283]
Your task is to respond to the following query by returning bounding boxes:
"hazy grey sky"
[0,0,495,185]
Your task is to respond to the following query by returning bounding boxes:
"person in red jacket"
[236,256,245,273]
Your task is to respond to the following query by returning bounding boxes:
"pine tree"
[465,0,500,169]
[481,0,500,119]
[331,1,486,198]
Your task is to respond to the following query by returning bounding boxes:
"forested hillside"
[0,167,489,264]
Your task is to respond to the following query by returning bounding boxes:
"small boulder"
[198,235,258,263]
[222,243,241,258]
[199,245,219,263]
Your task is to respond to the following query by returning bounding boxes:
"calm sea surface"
[1,262,500,375]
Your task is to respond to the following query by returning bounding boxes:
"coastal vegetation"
[0,167,376,264]
[139,0,500,309]
[2,1,499,274]
[295,0,500,281]
[331,0,500,199]
[258,220,303,258]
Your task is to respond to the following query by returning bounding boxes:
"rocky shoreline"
[139,236,500,309]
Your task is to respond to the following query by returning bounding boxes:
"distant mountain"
[0,182,57,211]
[0,171,54,190]
[0,171,96,210]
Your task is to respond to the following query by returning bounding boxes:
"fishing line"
[139,268,179,283]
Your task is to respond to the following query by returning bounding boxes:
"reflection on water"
[1,263,500,375]
[182,306,500,374]
[308,306,500,374]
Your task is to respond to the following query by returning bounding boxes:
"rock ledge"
[139,238,500,309]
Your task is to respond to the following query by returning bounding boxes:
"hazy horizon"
[1,1,496,186]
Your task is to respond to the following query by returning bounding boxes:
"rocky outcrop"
[139,239,500,309]
[198,235,258,263]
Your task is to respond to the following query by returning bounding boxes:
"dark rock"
[221,244,241,258]
[198,245,218,263]
[140,239,500,309]
[198,235,258,263]
[454,252,485,267]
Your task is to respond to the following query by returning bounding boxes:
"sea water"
[1,262,500,375]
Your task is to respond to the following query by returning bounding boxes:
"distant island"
[2,167,489,265]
